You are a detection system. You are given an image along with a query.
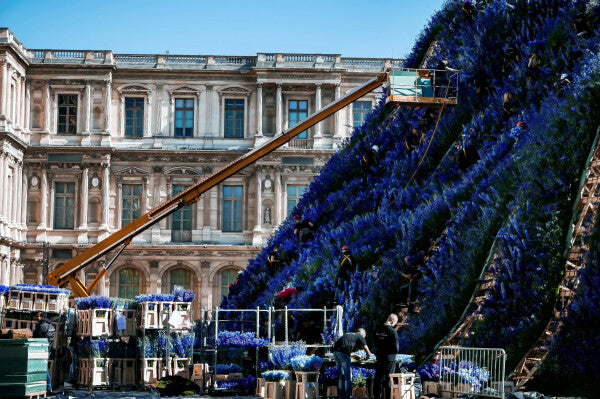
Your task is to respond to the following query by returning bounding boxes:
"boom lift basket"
[386,68,459,108]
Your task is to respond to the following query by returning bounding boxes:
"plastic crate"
[168,302,193,329]
[139,302,160,329]
[256,377,266,397]
[2,318,18,329]
[47,293,69,312]
[20,291,35,311]
[6,289,21,310]
[112,358,136,386]
[114,309,136,336]
[33,292,48,311]
[77,358,89,386]
[141,358,160,384]
[78,358,110,387]
[265,381,286,399]
[77,309,112,337]
[17,319,32,330]
[390,373,415,399]
[294,372,319,399]
[171,358,190,377]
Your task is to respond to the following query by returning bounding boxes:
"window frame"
[53,181,76,230]
[169,268,192,292]
[223,98,245,138]
[352,100,373,128]
[220,268,240,298]
[121,183,143,228]
[288,99,310,139]
[56,93,79,134]
[117,267,141,299]
[124,97,145,137]
[221,184,243,232]
[174,97,195,137]
[171,184,193,242]
[286,184,308,216]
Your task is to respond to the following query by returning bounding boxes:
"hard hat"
[342,246,350,251]
[372,145,379,152]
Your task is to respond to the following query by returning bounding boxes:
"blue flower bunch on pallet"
[75,295,111,310]
[261,370,290,382]
[215,330,269,347]
[417,363,439,382]
[290,354,322,371]
[269,341,307,369]
[11,284,69,294]
[217,375,257,390]
[0,285,9,295]
[134,293,175,302]
[171,333,193,357]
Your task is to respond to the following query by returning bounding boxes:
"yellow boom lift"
[46,68,458,297]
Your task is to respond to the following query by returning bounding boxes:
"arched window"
[169,268,191,292]
[88,197,101,224]
[31,105,42,129]
[118,268,140,298]
[220,269,239,298]
[92,106,104,130]
[27,197,40,224]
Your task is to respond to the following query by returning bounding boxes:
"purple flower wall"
[224,0,600,383]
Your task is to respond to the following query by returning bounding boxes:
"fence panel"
[439,346,506,398]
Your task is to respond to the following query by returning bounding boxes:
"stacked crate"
[0,338,49,397]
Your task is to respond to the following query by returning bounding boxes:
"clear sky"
[0,0,447,58]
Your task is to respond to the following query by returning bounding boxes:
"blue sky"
[1,0,447,58]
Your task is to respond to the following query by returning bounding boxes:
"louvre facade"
[0,28,400,314]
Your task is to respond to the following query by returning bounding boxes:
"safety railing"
[439,346,506,398]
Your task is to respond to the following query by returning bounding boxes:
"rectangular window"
[54,182,75,229]
[353,101,372,128]
[224,99,244,138]
[171,185,192,242]
[221,269,238,298]
[122,184,142,227]
[289,100,308,138]
[222,185,243,232]
[287,185,307,216]
[125,98,144,137]
[175,98,194,137]
[58,94,78,134]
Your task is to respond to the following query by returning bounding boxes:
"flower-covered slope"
[224,0,600,375]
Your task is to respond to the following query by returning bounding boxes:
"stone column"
[25,80,31,131]
[120,96,126,136]
[205,86,213,137]
[15,164,23,228]
[84,83,91,133]
[275,83,282,135]
[195,92,201,138]
[0,63,7,117]
[169,96,175,136]
[334,84,342,137]
[274,167,282,226]
[314,84,322,138]
[209,186,218,230]
[254,169,262,230]
[44,82,51,132]
[20,170,27,231]
[14,76,21,128]
[104,80,111,133]
[100,164,110,231]
[144,95,151,137]
[79,167,89,230]
[20,77,26,129]
[256,83,263,137]
[0,155,5,223]
[39,166,48,229]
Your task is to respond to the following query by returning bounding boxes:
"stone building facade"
[0,28,400,315]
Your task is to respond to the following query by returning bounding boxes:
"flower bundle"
[216,363,243,374]
[75,295,111,310]
[261,370,290,382]
[173,286,196,303]
[417,363,439,382]
[11,284,69,294]
[134,293,175,302]
[171,333,193,357]
[290,355,322,372]
[352,350,376,361]
[217,375,257,390]
[78,338,110,358]
[269,341,307,369]
[440,361,489,391]
[216,331,269,347]
[0,285,9,295]
[351,367,374,388]
[322,366,338,385]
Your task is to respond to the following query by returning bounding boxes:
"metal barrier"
[439,346,506,398]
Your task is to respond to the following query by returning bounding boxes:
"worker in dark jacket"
[333,329,373,399]
[361,145,380,184]
[34,312,55,392]
[373,314,400,399]
[293,215,314,243]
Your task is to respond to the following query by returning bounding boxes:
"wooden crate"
[113,358,136,386]
[256,377,266,397]
[33,292,48,311]
[390,373,415,399]
[294,371,319,399]
[171,358,190,377]
[20,291,35,311]
[265,381,286,399]
[47,293,69,313]
[139,302,160,329]
[140,358,160,384]
[6,289,22,310]
[77,309,112,337]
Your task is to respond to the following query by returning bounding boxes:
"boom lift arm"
[46,73,388,297]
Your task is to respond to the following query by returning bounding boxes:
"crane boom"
[46,72,387,297]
